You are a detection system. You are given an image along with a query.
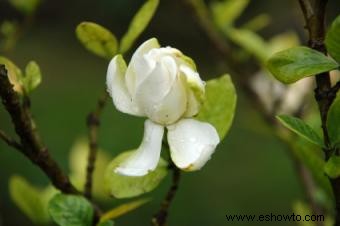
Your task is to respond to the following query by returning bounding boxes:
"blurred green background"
[0,0,339,225]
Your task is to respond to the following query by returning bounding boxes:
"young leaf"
[327,95,340,146]
[267,46,339,84]
[100,199,149,221]
[48,194,93,226]
[76,22,118,59]
[277,115,324,147]
[23,61,41,93]
[324,156,340,179]
[211,0,249,28]
[227,28,269,63]
[104,151,167,199]
[196,74,237,139]
[119,0,159,54]
[0,56,23,93]
[9,175,51,225]
[326,15,340,63]
[9,0,41,15]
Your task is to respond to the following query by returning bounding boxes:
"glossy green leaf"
[324,156,340,179]
[97,220,114,226]
[267,46,339,84]
[9,0,41,14]
[119,0,159,54]
[23,61,41,93]
[211,0,249,28]
[327,95,340,146]
[101,199,149,221]
[76,22,118,59]
[104,151,167,199]
[0,56,23,93]
[277,115,324,147]
[48,194,93,226]
[196,74,237,139]
[326,15,340,63]
[9,175,51,224]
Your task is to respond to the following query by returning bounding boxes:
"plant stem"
[0,64,78,194]
[0,130,22,150]
[152,162,181,226]
[84,92,109,199]
[297,0,340,225]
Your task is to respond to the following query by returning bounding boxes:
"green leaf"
[241,14,270,32]
[76,22,118,59]
[97,220,114,226]
[227,28,269,63]
[9,0,41,15]
[48,194,93,226]
[211,0,249,28]
[327,94,340,146]
[326,15,340,63]
[69,137,111,200]
[23,61,41,93]
[101,198,149,221]
[0,56,23,93]
[289,137,332,197]
[267,46,339,84]
[324,156,340,179]
[292,201,316,226]
[277,115,324,147]
[119,0,159,54]
[104,151,167,199]
[9,175,51,224]
[196,74,237,139]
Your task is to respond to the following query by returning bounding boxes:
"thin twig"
[297,0,340,225]
[0,64,78,194]
[152,162,181,226]
[84,92,109,199]
[0,130,22,150]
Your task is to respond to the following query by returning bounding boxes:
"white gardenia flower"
[106,38,220,176]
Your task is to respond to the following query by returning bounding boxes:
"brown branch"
[297,0,340,225]
[0,130,22,150]
[152,162,181,226]
[0,64,78,194]
[84,92,109,199]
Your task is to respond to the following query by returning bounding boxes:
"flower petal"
[125,38,160,96]
[180,65,205,117]
[167,118,220,171]
[115,120,164,176]
[106,55,143,116]
[135,57,186,124]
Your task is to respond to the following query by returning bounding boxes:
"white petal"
[135,57,186,125]
[106,55,143,116]
[115,120,164,176]
[125,38,160,96]
[180,65,205,117]
[167,119,220,171]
